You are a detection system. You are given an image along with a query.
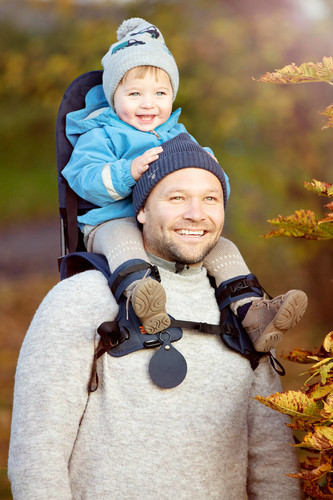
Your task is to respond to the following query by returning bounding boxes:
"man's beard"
[146,232,220,265]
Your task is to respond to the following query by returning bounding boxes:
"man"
[8,134,302,499]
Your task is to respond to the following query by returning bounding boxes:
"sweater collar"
[147,252,203,276]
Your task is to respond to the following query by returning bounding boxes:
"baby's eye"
[156,91,166,96]
[129,92,140,97]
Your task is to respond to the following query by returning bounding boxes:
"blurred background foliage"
[0,0,332,496]
[1,0,331,326]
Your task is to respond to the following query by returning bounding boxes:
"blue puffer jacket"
[63,84,230,226]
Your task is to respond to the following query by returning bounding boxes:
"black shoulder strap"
[60,252,110,280]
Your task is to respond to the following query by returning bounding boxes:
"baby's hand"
[131,146,163,181]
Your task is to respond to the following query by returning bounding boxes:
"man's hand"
[131,146,163,181]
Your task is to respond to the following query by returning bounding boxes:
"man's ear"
[137,206,146,225]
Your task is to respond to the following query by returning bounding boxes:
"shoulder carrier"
[60,252,285,391]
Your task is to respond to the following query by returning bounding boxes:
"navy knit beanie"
[132,133,228,216]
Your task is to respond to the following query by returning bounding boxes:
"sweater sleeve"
[246,356,303,499]
[8,271,118,500]
[62,127,136,206]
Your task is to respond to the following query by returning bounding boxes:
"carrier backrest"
[56,70,103,257]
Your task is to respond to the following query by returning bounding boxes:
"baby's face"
[113,68,173,132]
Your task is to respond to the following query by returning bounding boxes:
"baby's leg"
[90,217,170,334]
[203,237,251,285]
[204,237,307,352]
[203,237,253,311]
[90,217,148,272]
[204,237,307,351]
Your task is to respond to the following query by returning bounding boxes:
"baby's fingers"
[139,163,150,175]
[143,146,163,164]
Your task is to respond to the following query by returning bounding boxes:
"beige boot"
[242,290,308,352]
[130,278,171,334]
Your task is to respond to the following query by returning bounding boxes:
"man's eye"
[170,196,183,201]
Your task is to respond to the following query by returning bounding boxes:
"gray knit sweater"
[8,260,302,499]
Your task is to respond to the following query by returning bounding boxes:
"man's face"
[137,168,225,266]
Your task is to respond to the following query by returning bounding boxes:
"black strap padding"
[216,277,263,304]
[110,263,161,296]
[169,319,239,337]
[170,319,220,334]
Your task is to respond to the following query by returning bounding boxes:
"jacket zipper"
[149,129,162,141]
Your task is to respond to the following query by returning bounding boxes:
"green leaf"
[318,361,333,385]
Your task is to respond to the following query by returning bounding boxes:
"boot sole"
[254,290,308,352]
[132,279,171,334]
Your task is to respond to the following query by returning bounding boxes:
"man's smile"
[174,229,206,237]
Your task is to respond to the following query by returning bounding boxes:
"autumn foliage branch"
[254,57,333,241]
[254,57,333,129]
[264,180,333,240]
[256,332,333,499]
[254,58,333,499]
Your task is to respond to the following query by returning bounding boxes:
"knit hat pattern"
[102,17,179,109]
[132,133,228,216]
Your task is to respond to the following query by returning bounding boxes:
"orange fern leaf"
[254,57,333,85]
[281,347,317,363]
[306,382,333,401]
[287,460,332,480]
[255,391,321,420]
[298,426,333,450]
[264,209,333,239]
[323,332,333,353]
[304,180,333,198]
[321,104,333,129]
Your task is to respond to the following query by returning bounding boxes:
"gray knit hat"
[102,17,179,109]
[132,133,228,216]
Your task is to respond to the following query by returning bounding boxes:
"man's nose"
[183,199,206,221]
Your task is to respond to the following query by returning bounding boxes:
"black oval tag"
[149,335,187,389]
